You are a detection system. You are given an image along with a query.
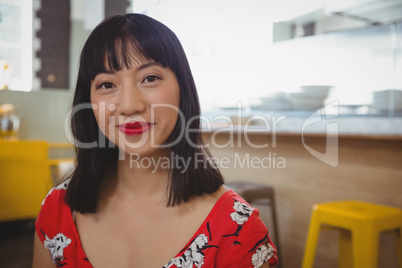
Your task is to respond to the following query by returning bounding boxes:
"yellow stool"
[302,200,402,268]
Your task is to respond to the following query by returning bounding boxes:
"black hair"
[65,13,224,213]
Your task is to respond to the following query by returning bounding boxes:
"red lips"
[118,122,154,136]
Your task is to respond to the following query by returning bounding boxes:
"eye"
[97,82,115,90]
[142,75,160,83]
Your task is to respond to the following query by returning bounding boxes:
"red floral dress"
[36,180,278,267]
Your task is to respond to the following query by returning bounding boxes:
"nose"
[116,82,146,116]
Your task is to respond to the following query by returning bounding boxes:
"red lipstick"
[118,122,154,136]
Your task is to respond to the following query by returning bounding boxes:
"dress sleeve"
[215,209,279,268]
[35,182,74,266]
[35,187,56,243]
[35,180,70,243]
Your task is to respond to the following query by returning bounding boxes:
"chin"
[118,143,171,159]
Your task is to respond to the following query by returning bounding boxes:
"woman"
[33,13,278,268]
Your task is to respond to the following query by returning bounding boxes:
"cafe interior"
[0,0,401,267]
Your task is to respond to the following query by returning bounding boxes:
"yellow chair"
[0,140,73,222]
[302,200,402,268]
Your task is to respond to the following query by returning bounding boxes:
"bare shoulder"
[203,185,229,205]
[212,185,229,198]
[32,231,54,268]
[183,185,228,217]
[260,262,271,268]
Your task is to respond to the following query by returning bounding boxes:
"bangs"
[80,15,180,82]
[104,35,149,73]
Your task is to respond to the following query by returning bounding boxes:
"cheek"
[152,91,179,106]
[154,80,180,106]
[154,87,180,123]
[91,99,100,126]
[167,87,180,107]
[152,104,179,127]
[91,96,111,132]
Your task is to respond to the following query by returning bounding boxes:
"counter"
[201,108,402,136]
[202,131,402,267]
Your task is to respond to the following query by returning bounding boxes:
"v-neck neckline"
[69,189,235,267]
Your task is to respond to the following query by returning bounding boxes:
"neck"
[114,149,172,201]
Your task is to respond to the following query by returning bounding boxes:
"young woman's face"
[90,58,180,157]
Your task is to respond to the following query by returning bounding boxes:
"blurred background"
[0,0,401,141]
[0,0,401,267]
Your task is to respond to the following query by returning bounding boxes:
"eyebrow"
[99,70,116,75]
[97,62,163,76]
[137,62,163,71]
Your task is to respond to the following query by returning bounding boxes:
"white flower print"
[43,233,72,265]
[164,234,208,268]
[251,244,275,268]
[55,179,70,190]
[230,201,254,225]
[41,188,54,206]
[41,179,70,206]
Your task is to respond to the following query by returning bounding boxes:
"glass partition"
[0,0,32,91]
[261,23,402,117]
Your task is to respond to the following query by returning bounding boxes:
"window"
[132,0,274,111]
[0,0,32,91]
